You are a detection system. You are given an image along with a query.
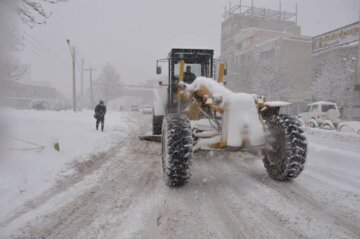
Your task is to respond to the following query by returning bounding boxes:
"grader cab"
[153,48,307,187]
[153,48,219,134]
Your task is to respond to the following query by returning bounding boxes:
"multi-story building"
[220,2,312,102]
[312,22,360,120]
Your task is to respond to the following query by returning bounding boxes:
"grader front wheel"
[263,114,307,181]
[161,114,193,187]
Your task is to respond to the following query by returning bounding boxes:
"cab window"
[174,63,201,77]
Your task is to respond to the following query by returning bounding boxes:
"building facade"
[220,2,312,102]
[312,22,360,120]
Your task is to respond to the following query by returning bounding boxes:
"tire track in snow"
[8,114,161,239]
[226,153,360,238]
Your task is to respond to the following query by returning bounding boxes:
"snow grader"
[152,48,307,187]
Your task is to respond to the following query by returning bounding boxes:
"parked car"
[298,101,341,129]
[131,104,139,111]
[30,99,51,111]
[142,105,153,114]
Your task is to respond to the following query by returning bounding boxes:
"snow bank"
[0,109,130,224]
[344,121,360,133]
[153,87,166,116]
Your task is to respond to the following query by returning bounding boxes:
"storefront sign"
[313,22,360,53]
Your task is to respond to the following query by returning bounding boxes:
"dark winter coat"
[94,103,106,120]
[184,72,196,84]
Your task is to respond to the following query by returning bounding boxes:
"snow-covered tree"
[249,57,294,101]
[312,56,354,106]
[1,0,67,86]
[17,0,68,27]
[94,63,122,101]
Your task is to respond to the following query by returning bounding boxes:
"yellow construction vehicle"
[153,48,307,187]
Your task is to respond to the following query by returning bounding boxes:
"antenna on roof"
[279,1,282,21]
[251,0,254,16]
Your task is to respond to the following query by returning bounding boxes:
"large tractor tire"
[263,114,307,181]
[153,114,164,135]
[161,114,193,187]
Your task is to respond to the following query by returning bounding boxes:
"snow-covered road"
[1,111,360,239]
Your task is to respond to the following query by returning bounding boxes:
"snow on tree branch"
[17,0,67,27]
[248,56,294,101]
[94,63,122,101]
[312,55,355,106]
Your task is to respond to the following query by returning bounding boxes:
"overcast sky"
[17,0,359,97]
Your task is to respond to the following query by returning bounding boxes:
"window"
[322,104,336,112]
[305,106,311,112]
[259,49,275,60]
[311,105,318,112]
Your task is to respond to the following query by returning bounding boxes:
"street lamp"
[66,39,77,112]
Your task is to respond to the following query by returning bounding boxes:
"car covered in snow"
[30,99,51,111]
[142,105,153,114]
[131,104,139,111]
[298,101,341,129]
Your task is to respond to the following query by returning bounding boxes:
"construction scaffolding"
[223,1,297,23]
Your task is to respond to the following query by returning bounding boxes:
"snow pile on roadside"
[305,127,360,150]
[0,109,130,225]
[302,129,360,221]
[344,121,360,133]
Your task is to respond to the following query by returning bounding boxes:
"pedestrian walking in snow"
[94,100,106,131]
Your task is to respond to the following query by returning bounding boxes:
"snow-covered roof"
[308,101,337,105]
[265,101,291,107]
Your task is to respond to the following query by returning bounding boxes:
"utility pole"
[85,66,96,109]
[356,6,360,91]
[66,39,77,112]
[353,6,360,119]
[81,58,84,97]
[72,47,76,112]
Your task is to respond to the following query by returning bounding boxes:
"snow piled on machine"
[185,77,265,147]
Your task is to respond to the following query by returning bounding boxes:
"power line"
[22,30,67,64]
[22,36,71,70]
[22,30,85,77]
[23,41,71,72]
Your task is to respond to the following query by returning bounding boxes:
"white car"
[299,101,341,129]
[142,105,153,114]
